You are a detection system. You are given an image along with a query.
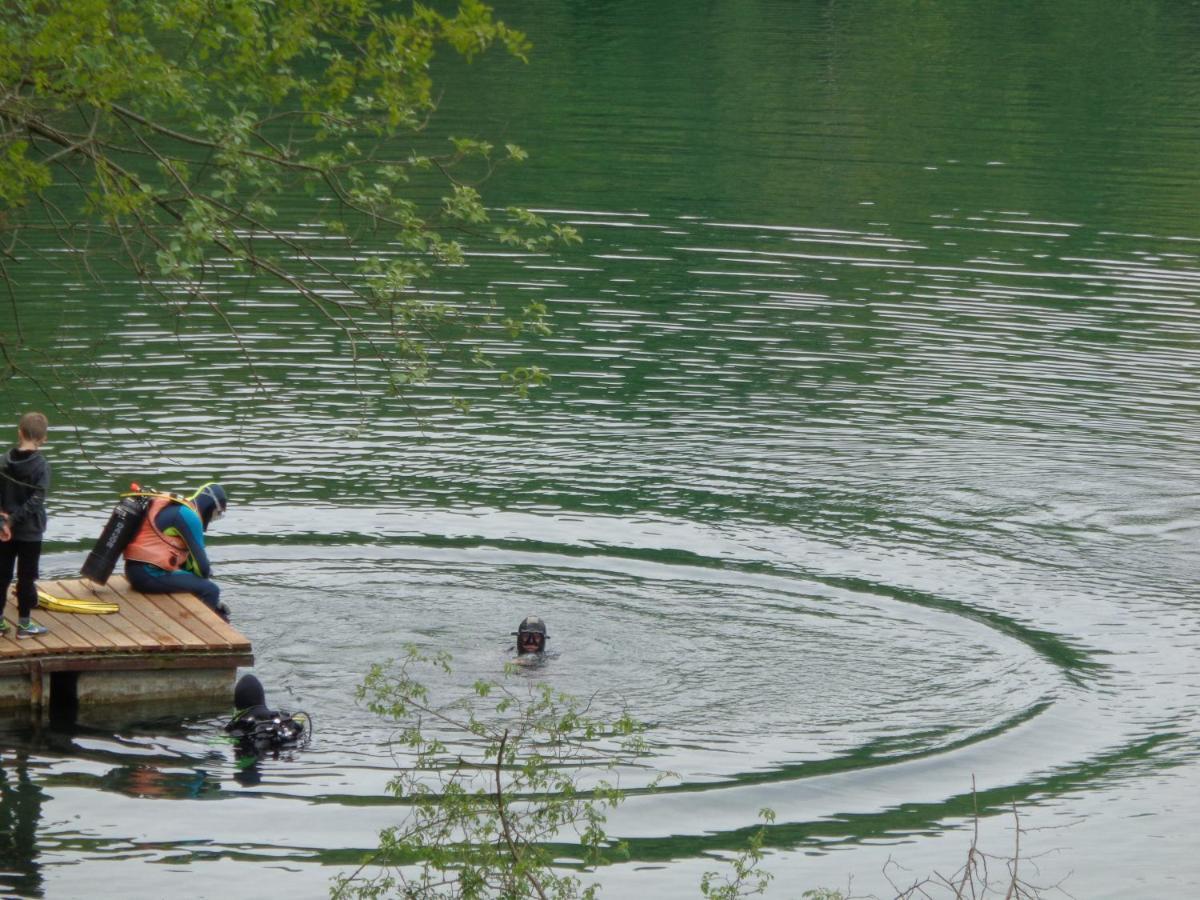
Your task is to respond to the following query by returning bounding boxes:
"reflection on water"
[99,764,212,800]
[3,0,1200,898]
[0,752,44,898]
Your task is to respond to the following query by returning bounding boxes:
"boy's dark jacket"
[1,448,50,540]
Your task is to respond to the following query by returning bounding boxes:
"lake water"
[2,1,1199,898]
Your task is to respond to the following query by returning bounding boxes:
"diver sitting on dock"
[123,482,230,622]
[225,673,309,754]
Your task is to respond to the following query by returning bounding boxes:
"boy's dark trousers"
[0,539,42,619]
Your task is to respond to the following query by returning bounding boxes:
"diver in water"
[512,615,549,665]
[225,673,310,757]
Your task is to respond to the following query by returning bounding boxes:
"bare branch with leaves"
[1,0,579,409]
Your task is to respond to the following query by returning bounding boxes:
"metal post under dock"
[1,576,253,711]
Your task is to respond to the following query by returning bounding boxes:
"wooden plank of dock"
[0,575,252,677]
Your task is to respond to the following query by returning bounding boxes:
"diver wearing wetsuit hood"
[124,482,230,620]
[225,673,310,755]
[512,616,549,665]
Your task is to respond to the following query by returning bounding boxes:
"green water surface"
[2,2,1198,898]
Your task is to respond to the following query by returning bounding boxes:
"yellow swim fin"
[36,589,119,615]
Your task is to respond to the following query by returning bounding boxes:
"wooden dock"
[1,575,253,710]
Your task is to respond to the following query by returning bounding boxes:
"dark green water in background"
[3,1,1199,897]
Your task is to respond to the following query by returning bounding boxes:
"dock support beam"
[29,660,44,709]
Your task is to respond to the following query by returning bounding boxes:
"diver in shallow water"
[512,615,549,666]
[225,673,310,757]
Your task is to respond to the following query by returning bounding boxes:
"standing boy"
[0,411,51,638]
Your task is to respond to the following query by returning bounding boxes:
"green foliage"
[0,141,51,205]
[0,0,566,401]
[331,647,654,899]
[333,653,1049,899]
[699,809,776,900]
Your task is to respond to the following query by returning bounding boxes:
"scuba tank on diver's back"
[225,674,311,754]
[79,482,180,585]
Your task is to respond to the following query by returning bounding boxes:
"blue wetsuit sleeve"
[158,504,212,577]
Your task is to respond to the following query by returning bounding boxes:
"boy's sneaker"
[17,622,48,639]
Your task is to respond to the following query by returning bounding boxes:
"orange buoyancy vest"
[123,495,197,571]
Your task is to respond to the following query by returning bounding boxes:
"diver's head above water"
[233,673,267,714]
[514,615,548,655]
[226,673,310,754]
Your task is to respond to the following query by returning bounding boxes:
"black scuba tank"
[80,493,151,584]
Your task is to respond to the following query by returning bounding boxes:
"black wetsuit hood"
[233,673,268,714]
[226,674,308,752]
[194,483,227,530]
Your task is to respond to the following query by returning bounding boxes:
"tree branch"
[495,728,548,900]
